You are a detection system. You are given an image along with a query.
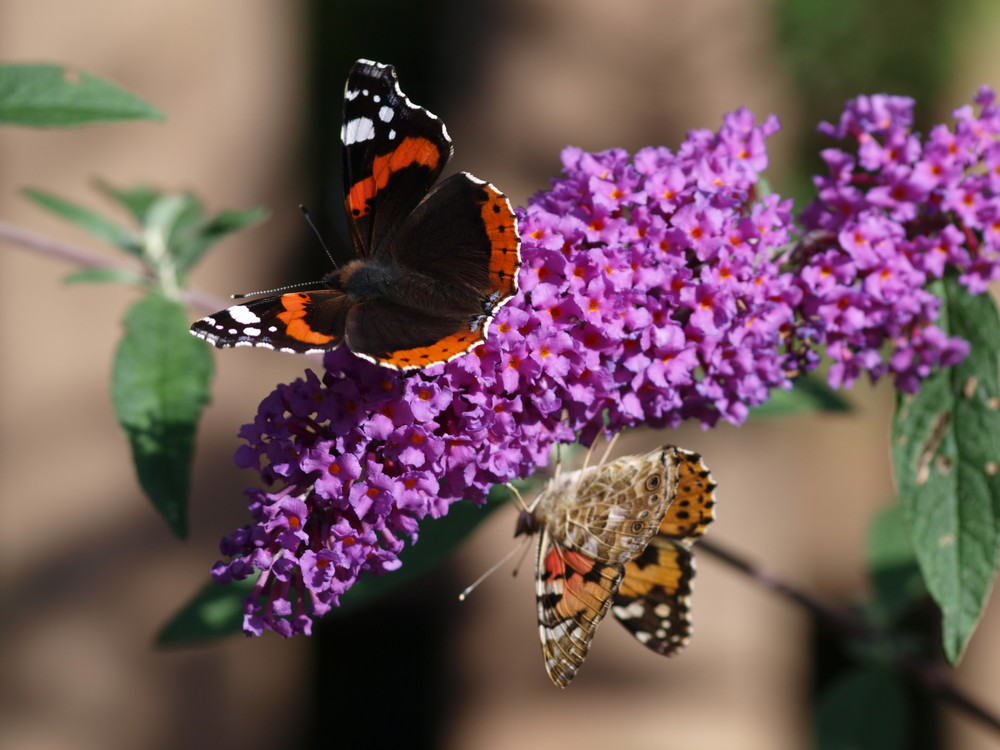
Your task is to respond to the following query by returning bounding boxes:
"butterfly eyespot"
[631,521,645,533]
[645,475,662,490]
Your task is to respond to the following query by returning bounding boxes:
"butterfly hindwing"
[613,537,695,656]
[342,59,453,260]
[344,299,468,365]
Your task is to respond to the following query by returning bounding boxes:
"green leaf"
[0,63,164,127]
[112,294,213,538]
[63,267,147,286]
[816,666,909,750]
[173,207,268,277]
[23,188,140,255]
[156,489,510,645]
[94,181,162,223]
[892,278,1000,663]
[749,372,852,418]
[867,503,925,624]
[155,574,258,647]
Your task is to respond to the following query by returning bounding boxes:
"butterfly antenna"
[506,482,530,513]
[509,538,534,579]
[579,439,598,474]
[458,544,523,601]
[299,204,339,269]
[598,431,621,466]
[231,280,320,300]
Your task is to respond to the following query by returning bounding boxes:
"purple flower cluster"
[212,108,805,637]
[214,89,1000,638]
[795,87,1000,390]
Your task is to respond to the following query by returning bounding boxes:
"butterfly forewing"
[535,532,625,689]
[342,59,453,260]
[189,291,350,354]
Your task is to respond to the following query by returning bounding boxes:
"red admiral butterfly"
[190,59,521,370]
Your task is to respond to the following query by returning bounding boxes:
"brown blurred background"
[2,1,1000,748]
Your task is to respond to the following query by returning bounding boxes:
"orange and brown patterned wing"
[535,531,624,688]
[612,537,695,656]
[611,447,716,656]
[658,448,717,541]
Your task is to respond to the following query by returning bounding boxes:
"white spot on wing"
[343,117,375,145]
[243,327,261,337]
[378,105,394,123]
[228,305,261,325]
[613,601,645,620]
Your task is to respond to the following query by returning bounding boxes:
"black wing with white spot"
[341,59,453,261]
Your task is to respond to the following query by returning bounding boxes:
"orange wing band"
[346,136,443,218]
[277,293,336,345]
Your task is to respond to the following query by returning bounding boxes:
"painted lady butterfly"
[515,444,717,688]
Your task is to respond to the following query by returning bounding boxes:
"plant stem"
[698,538,1000,734]
[0,219,227,313]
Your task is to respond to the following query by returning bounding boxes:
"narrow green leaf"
[23,188,140,255]
[156,490,510,645]
[63,267,147,286]
[144,193,204,249]
[93,181,162,223]
[138,194,204,292]
[173,207,268,277]
[0,63,164,127]
[892,278,1000,662]
[749,372,852,418]
[816,667,909,750]
[112,294,213,538]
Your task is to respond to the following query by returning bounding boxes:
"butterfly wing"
[612,537,696,656]
[190,291,350,353]
[344,299,470,368]
[342,59,452,260]
[535,529,625,689]
[657,447,717,541]
[547,447,680,565]
[388,171,520,305]
[612,447,717,656]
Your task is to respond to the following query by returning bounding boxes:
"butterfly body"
[517,445,717,688]
[190,59,520,370]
